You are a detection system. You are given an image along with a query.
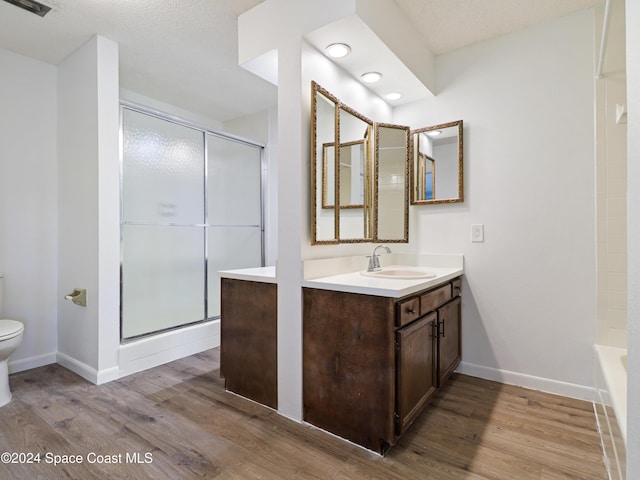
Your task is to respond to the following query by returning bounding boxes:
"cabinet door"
[438,296,461,385]
[396,312,437,434]
[303,288,397,454]
[220,279,278,409]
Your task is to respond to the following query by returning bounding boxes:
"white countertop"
[217,254,464,297]
[301,265,463,298]
[218,266,276,284]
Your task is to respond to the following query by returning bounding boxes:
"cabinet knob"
[408,308,416,314]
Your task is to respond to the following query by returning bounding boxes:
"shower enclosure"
[120,105,264,340]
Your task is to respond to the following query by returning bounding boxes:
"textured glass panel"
[122,224,205,339]
[207,226,262,318]
[123,109,204,225]
[207,135,261,226]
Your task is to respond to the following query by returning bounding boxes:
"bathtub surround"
[626,0,640,477]
[595,0,628,351]
[593,1,629,477]
[594,345,627,480]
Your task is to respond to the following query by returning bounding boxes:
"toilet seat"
[0,320,24,341]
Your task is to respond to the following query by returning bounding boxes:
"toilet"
[0,274,24,407]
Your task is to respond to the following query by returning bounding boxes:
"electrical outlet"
[471,224,484,242]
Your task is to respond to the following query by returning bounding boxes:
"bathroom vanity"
[219,255,463,455]
[302,263,462,454]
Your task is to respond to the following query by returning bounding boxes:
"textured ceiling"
[0,0,274,122]
[393,0,604,55]
[0,0,603,122]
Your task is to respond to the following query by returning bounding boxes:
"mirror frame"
[311,81,340,245]
[410,120,464,205]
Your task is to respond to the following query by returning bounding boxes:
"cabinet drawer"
[397,297,420,327]
[452,277,462,297]
[420,284,451,316]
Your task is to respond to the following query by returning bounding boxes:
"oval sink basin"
[360,268,437,280]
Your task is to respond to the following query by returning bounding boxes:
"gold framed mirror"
[311,81,408,244]
[410,120,463,205]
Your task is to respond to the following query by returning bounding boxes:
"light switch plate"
[471,224,484,242]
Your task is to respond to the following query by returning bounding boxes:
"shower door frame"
[118,101,266,343]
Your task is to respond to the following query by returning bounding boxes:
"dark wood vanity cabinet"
[396,311,437,435]
[395,280,461,434]
[220,278,278,409]
[437,295,461,385]
[303,276,462,454]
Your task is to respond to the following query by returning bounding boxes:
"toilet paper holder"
[65,288,87,307]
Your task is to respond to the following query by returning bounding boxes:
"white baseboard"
[11,322,220,385]
[56,351,99,384]
[8,352,57,374]
[10,352,113,385]
[96,366,120,385]
[458,361,594,402]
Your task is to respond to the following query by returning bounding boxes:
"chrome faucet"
[367,245,391,272]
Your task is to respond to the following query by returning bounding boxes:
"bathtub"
[594,345,627,480]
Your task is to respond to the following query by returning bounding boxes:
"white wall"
[57,36,120,383]
[0,48,58,371]
[121,89,224,133]
[395,10,596,398]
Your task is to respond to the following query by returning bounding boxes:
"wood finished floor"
[0,349,607,480]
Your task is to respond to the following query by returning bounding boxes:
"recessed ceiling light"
[385,92,403,101]
[361,72,383,83]
[426,130,442,137]
[326,43,351,58]
[2,0,51,16]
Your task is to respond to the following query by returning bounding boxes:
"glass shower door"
[206,134,263,318]
[121,109,206,339]
[120,106,265,341]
